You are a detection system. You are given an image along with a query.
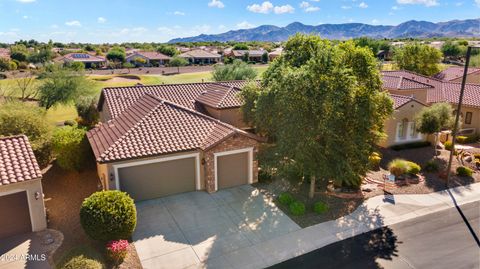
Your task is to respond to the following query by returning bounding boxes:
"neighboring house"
[87,81,261,201]
[0,48,10,60]
[382,70,480,137]
[0,135,47,239]
[60,53,107,68]
[125,51,171,67]
[178,49,222,65]
[268,48,283,61]
[228,50,266,63]
[378,94,427,147]
[434,66,480,84]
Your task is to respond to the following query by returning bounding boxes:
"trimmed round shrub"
[80,191,137,242]
[368,155,381,170]
[456,166,473,177]
[289,201,306,216]
[278,192,294,205]
[313,201,329,214]
[60,255,103,269]
[444,141,453,151]
[423,160,440,172]
[406,162,421,175]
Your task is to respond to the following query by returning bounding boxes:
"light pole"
[445,46,474,187]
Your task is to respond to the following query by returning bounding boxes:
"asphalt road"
[270,201,480,269]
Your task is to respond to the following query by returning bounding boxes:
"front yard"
[254,145,480,228]
[42,163,142,269]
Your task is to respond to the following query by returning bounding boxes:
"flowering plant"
[106,239,129,265]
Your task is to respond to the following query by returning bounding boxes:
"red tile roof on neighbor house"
[88,94,257,163]
[62,53,106,63]
[0,135,42,186]
[99,81,251,119]
[381,70,480,109]
[179,49,222,59]
[382,75,434,90]
[127,51,171,60]
[0,48,10,60]
[434,66,480,81]
[390,94,426,109]
[195,84,243,109]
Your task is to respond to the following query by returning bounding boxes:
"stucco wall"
[204,106,249,129]
[387,88,428,103]
[456,106,480,134]
[378,100,427,147]
[0,179,47,232]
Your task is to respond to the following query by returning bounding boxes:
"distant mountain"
[168,18,480,43]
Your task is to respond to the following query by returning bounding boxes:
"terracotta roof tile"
[127,51,171,60]
[195,84,243,109]
[0,135,42,185]
[179,49,221,59]
[434,66,480,81]
[382,75,434,90]
[88,94,256,163]
[389,94,425,109]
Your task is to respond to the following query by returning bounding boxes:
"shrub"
[474,154,480,159]
[289,201,306,216]
[212,60,257,81]
[456,136,468,144]
[60,255,103,269]
[456,166,473,177]
[423,160,440,172]
[313,201,329,214]
[390,141,431,151]
[52,126,92,171]
[75,96,99,128]
[388,159,421,176]
[368,154,381,170]
[444,141,453,151]
[278,192,294,205]
[80,191,137,242]
[0,101,53,166]
[106,240,129,265]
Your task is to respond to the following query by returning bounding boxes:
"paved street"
[270,201,480,269]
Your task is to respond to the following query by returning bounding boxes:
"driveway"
[0,232,54,269]
[133,185,300,269]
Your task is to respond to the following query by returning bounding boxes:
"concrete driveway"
[133,185,300,269]
[0,232,52,269]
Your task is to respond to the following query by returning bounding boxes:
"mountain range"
[168,18,480,43]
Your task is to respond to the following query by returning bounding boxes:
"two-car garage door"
[118,156,197,201]
[0,191,32,239]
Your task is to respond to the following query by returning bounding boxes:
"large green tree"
[393,43,442,76]
[415,103,455,156]
[241,34,393,194]
[156,45,177,57]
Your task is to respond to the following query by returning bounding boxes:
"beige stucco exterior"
[386,88,429,103]
[0,179,47,233]
[456,106,480,134]
[204,106,250,129]
[378,100,428,148]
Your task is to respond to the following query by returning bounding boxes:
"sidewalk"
[201,183,480,269]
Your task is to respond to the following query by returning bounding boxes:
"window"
[409,122,418,138]
[397,118,409,140]
[465,112,473,125]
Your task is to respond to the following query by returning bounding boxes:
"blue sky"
[0,0,478,43]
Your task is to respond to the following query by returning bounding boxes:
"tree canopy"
[106,47,126,63]
[212,60,257,81]
[415,102,455,155]
[241,34,394,189]
[233,43,249,50]
[156,45,178,57]
[169,56,188,67]
[393,43,442,76]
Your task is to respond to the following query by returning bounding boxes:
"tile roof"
[100,81,252,119]
[88,94,255,163]
[231,50,265,57]
[179,49,221,59]
[434,66,480,81]
[389,94,425,109]
[382,75,434,90]
[381,70,480,108]
[0,135,42,186]
[195,84,243,109]
[63,53,106,63]
[127,51,171,60]
[0,48,10,60]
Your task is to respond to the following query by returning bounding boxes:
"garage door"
[118,157,196,201]
[0,191,31,239]
[217,152,249,189]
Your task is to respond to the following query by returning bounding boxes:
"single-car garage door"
[118,157,196,201]
[0,191,32,239]
[217,151,250,189]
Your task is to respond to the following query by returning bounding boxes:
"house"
[228,50,266,63]
[59,53,107,68]
[0,135,47,239]
[178,49,222,65]
[125,51,171,67]
[87,81,261,201]
[382,70,480,138]
[268,48,283,61]
[378,94,428,147]
[434,66,480,84]
[0,48,10,60]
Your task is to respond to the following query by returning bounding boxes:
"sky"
[0,0,479,43]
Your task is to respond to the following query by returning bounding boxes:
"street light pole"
[445,46,473,187]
